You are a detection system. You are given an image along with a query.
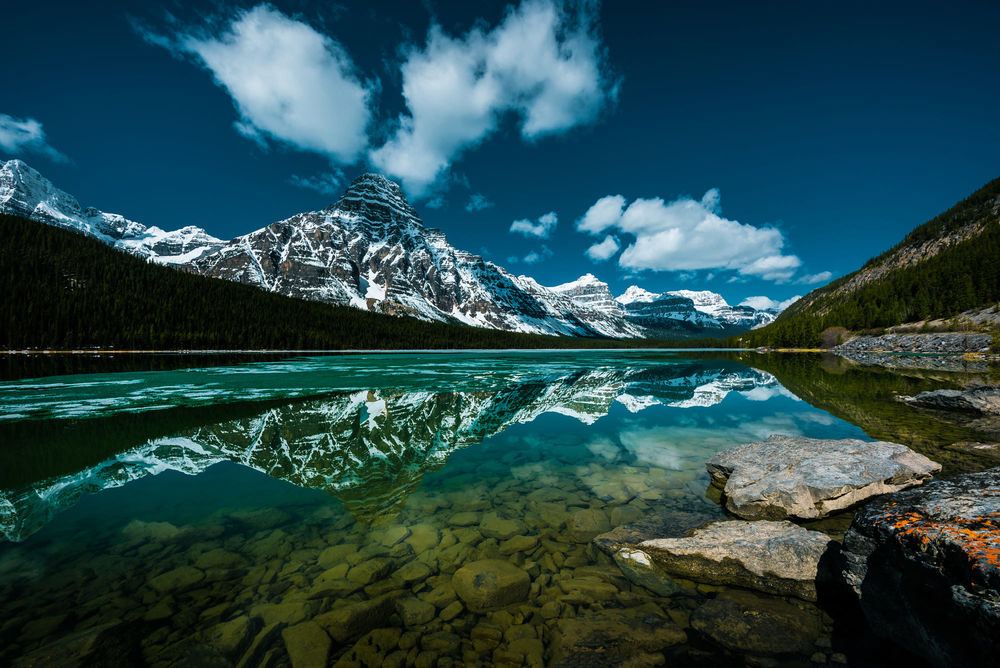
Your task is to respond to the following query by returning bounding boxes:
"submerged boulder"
[898,385,1000,415]
[690,589,823,656]
[550,605,686,666]
[623,520,832,601]
[841,467,1000,668]
[707,434,940,520]
[451,559,530,612]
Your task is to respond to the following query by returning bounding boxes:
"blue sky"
[1,1,998,308]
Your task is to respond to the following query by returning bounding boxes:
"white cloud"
[576,188,802,282]
[585,234,620,262]
[738,295,802,311]
[523,245,554,264]
[370,0,618,196]
[288,170,345,196]
[140,5,373,163]
[797,271,832,285]
[465,193,494,212]
[510,211,558,238]
[0,114,68,163]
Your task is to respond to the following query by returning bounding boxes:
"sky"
[1,1,998,308]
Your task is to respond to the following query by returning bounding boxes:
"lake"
[0,351,996,666]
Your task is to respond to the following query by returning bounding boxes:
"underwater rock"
[148,566,205,593]
[594,507,721,555]
[690,589,822,655]
[396,597,436,627]
[549,604,686,666]
[841,467,1000,668]
[567,508,611,542]
[452,560,530,612]
[281,621,331,668]
[315,594,401,643]
[707,435,940,520]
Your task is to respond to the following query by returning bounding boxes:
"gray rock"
[567,508,611,542]
[841,467,1000,668]
[899,385,1000,415]
[633,520,832,601]
[452,559,530,612]
[708,434,940,520]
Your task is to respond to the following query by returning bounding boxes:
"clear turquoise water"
[0,352,975,666]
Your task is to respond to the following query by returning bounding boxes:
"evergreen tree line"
[1,215,700,351]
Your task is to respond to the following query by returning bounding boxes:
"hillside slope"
[738,176,1000,347]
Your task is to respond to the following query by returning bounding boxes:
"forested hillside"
[0,214,666,351]
[736,176,1000,348]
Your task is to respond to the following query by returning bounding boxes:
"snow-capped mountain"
[0,159,224,264]
[612,286,777,335]
[549,273,622,315]
[186,174,644,338]
[0,160,780,338]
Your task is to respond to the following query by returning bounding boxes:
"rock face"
[899,385,1000,415]
[707,435,941,520]
[451,560,530,612]
[622,520,833,601]
[615,286,778,337]
[835,332,992,355]
[841,467,1000,668]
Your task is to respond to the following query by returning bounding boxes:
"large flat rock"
[707,434,940,520]
[841,467,1000,668]
[626,520,833,601]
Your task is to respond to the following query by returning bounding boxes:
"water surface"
[0,351,995,666]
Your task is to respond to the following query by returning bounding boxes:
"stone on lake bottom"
[452,560,530,612]
[281,621,331,668]
[690,589,822,655]
[550,605,686,666]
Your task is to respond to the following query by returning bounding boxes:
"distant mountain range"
[0,159,786,339]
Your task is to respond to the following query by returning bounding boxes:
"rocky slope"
[0,160,781,339]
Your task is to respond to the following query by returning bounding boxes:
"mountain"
[0,160,779,340]
[741,176,1000,348]
[612,285,777,338]
[0,159,224,264]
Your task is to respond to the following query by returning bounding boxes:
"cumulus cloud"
[138,5,373,163]
[0,114,68,162]
[370,0,618,196]
[797,271,832,285]
[576,188,802,282]
[465,193,494,212]
[585,234,620,262]
[738,295,802,311]
[288,170,345,196]
[510,211,558,238]
[523,245,554,264]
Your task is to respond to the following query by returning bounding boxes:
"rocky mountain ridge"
[0,160,783,339]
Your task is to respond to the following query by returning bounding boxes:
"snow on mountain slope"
[0,159,223,262]
[550,273,623,315]
[188,174,645,338]
[615,285,661,305]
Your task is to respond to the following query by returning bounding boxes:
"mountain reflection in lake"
[0,352,993,666]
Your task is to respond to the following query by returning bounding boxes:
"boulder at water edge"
[841,467,1000,668]
[617,520,833,601]
[707,435,940,520]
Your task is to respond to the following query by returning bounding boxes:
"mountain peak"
[328,172,420,225]
[616,286,661,305]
